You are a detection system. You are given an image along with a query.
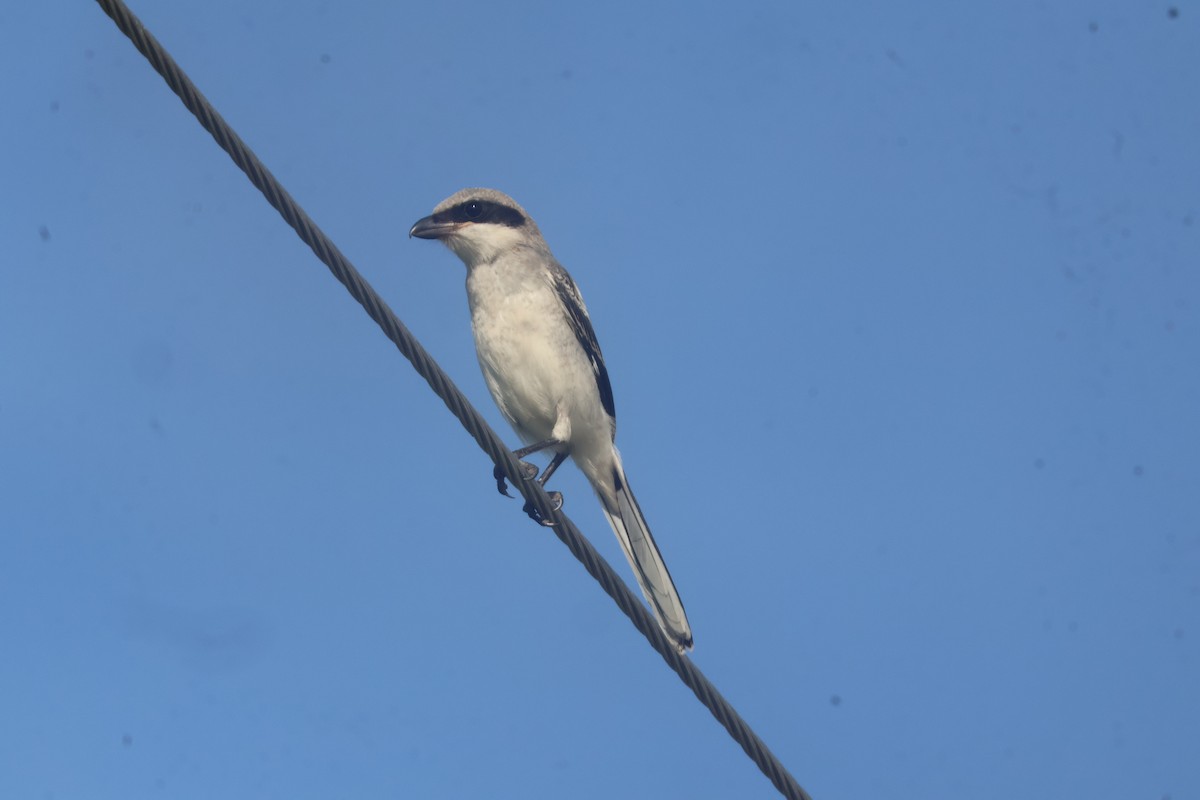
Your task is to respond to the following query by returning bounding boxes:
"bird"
[409,188,693,653]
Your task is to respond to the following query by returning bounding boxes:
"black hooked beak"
[408,214,459,240]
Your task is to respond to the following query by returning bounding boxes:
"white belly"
[467,262,610,453]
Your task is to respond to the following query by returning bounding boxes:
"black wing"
[549,263,616,425]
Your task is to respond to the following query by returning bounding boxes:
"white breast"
[466,254,608,452]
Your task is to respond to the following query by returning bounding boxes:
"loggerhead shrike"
[409,188,693,653]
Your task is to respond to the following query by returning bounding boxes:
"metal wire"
[91,2,814,797]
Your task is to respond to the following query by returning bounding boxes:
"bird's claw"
[523,492,564,527]
[493,461,545,498]
[493,464,513,497]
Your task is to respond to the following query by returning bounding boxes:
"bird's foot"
[493,464,512,497]
[493,461,540,497]
[522,492,563,527]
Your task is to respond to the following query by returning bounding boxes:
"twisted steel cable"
[92,2,814,798]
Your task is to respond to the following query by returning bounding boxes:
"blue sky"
[2,1,1197,798]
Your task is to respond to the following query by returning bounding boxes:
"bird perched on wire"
[409,188,693,653]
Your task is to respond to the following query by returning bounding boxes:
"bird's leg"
[498,446,568,528]
[537,451,567,487]
[516,451,568,525]
[492,439,560,497]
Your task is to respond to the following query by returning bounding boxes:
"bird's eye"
[464,201,483,220]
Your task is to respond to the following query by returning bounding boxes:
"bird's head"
[409,188,541,267]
